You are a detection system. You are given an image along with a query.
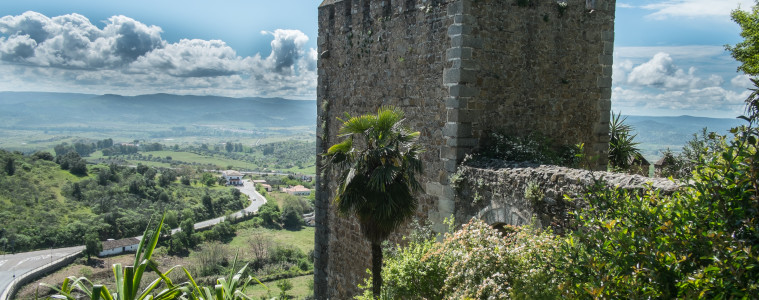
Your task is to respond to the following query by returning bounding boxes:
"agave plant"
[608,111,642,170]
[46,215,184,300]
[180,258,267,300]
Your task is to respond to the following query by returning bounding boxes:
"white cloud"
[613,85,749,114]
[615,45,725,60]
[0,11,317,99]
[262,29,311,74]
[731,74,753,88]
[617,3,635,8]
[626,52,720,89]
[641,0,753,20]
[612,50,750,117]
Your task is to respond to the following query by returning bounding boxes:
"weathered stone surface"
[316,0,617,298]
[454,158,679,233]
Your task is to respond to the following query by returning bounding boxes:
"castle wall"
[466,0,614,165]
[316,0,616,298]
[316,0,454,298]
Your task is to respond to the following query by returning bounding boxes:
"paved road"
[172,179,267,233]
[1,179,266,297]
[0,245,84,297]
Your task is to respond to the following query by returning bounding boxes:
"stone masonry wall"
[316,0,454,298]
[315,0,616,298]
[468,0,615,166]
[453,159,679,233]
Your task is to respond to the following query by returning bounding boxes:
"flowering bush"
[360,219,562,299]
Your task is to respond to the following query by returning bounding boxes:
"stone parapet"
[454,159,679,232]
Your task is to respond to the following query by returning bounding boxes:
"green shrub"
[479,131,581,167]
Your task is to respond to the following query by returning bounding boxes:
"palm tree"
[324,106,423,298]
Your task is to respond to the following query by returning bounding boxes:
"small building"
[99,237,140,257]
[252,179,267,184]
[261,183,272,192]
[222,170,243,186]
[281,185,311,196]
[628,155,651,177]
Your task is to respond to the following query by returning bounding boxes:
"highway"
[0,179,266,299]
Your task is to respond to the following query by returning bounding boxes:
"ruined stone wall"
[315,0,616,298]
[453,159,679,233]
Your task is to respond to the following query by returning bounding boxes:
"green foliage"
[4,156,14,176]
[280,205,303,230]
[361,219,562,299]
[280,195,309,229]
[0,153,243,252]
[479,131,582,167]
[47,216,186,300]
[200,220,236,243]
[608,111,643,170]
[181,261,266,300]
[276,278,293,299]
[258,201,281,228]
[83,231,102,260]
[325,106,423,298]
[56,151,88,176]
[376,86,759,298]
[49,218,267,300]
[727,2,759,76]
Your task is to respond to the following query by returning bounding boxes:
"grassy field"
[245,275,314,299]
[87,148,315,174]
[230,226,315,254]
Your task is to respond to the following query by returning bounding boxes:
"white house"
[222,170,243,186]
[98,237,140,257]
[281,185,311,196]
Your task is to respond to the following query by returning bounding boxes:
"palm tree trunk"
[372,242,383,299]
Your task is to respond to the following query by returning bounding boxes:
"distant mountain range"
[0,91,316,128]
[625,115,744,160]
[0,91,745,160]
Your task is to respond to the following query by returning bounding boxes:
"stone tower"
[314,0,615,298]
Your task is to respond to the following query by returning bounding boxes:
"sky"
[0,0,754,117]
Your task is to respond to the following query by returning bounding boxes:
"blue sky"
[0,0,754,117]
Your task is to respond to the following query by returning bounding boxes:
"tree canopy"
[727,1,759,76]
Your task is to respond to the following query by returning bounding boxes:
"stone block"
[443,68,477,84]
[451,58,479,69]
[447,0,472,16]
[454,14,476,25]
[445,96,468,108]
[597,76,612,88]
[602,30,614,41]
[447,24,472,36]
[450,35,483,48]
[443,122,473,138]
[603,41,614,55]
[449,84,480,97]
[446,47,473,61]
[600,87,612,99]
[446,108,475,123]
[446,137,478,147]
[426,181,444,197]
[598,54,613,65]
[444,158,458,172]
[437,194,455,214]
[441,145,468,160]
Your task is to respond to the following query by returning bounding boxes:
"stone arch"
[476,204,530,228]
